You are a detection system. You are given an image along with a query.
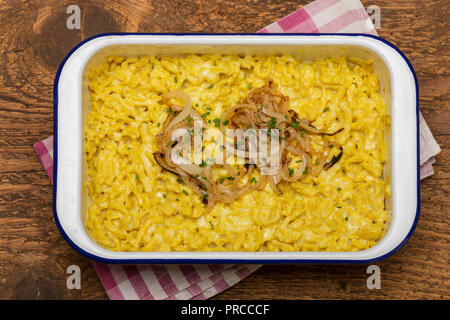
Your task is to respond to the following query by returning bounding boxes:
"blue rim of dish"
[53,33,420,264]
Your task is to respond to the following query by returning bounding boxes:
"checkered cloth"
[34,0,440,300]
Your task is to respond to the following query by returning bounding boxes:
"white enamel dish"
[53,34,419,263]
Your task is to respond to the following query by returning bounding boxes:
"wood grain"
[0,0,448,300]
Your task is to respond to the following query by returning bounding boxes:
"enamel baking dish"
[53,34,419,263]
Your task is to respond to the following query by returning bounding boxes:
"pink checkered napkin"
[34,0,440,300]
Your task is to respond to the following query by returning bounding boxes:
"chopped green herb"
[344,216,348,221]
[157,122,160,127]
[337,206,342,209]
[174,76,177,83]
[176,198,179,201]
[199,160,207,167]
[260,104,264,110]
[303,167,308,175]
[315,160,319,165]
[291,121,299,129]
[296,159,303,163]
[323,107,330,112]
[250,177,257,184]
[183,190,189,195]
[201,146,205,151]
[328,144,334,149]
[301,130,306,137]
[337,187,342,191]
[201,112,210,118]
[248,84,252,90]
[135,173,139,181]
[285,115,289,119]
[209,221,214,228]
[177,177,183,183]
[213,118,221,128]
[280,137,287,141]
[166,140,173,147]
[268,117,277,129]
[208,84,213,89]
[206,107,212,111]
[219,177,226,184]
[223,120,229,125]
[203,193,209,199]
[195,103,199,107]
[288,168,294,177]
[166,107,173,113]
[162,194,167,199]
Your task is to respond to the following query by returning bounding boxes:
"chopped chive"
[328,144,334,149]
[344,216,348,221]
[162,193,167,198]
[195,103,199,107]
[174,76,177,83]
[176,198,179,201]
[248,84,252,90]
[291,121,299,129]
[250,177,257,184]
[206,107,212,111]
[208,84,213,89]
[166,107,173,113]
[201,146,205,151]
[201,112,210,118]
[280,137,287,141]
[203,193,209,199]
[177,177,183,183]
[268,117,277,129]
[199,160,207,167]
[303,167,308,175]
[296,159,303,163]
[183,189,189,195]
[314,160,319,165]
[337,206,342,209]
[219,177,226,184]
[260,104,264,110]
[209,221,214,228]
[135,173,139,180]
[323,107,330,112]
[288,168,294,177]
[213,118,221,128]
[223,120,229,125]
[285,115,289,119]
[301,130,306,137]
[166,140,173,147]
[337,187,342,191]
[157,122,160,127]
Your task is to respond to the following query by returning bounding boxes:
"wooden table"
[0,0,448,300]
